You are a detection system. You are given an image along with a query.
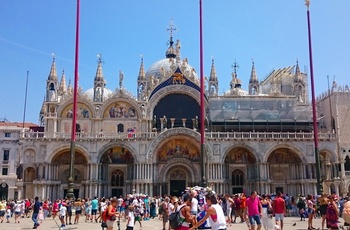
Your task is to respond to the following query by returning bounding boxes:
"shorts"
[248,214,262,225]
[0,210,5,217]
[76,210,82,215]
[67,210,72,216]
[307,209,314,215]
[319,205,327,215]
[15,211,21,216]
[91,209,97,215]
[274,213,284,221]
[106,219,115,227]
[135,216,141,221]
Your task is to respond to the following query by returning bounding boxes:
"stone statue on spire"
[119,71,124,90]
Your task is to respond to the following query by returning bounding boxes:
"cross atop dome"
[167,19,177,38]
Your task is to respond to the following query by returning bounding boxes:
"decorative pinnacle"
[231,60,239,74]
[52,53,56,62]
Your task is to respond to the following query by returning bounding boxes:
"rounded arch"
[267,148,302,164]
[158,158,199,183]
[263,144,306,163]
[51,149,88,164]
[57,97,95,119]
[224,147,257,164]
[97,142,137,164]
[222,143,259,163]
[147,85,209,118]
[100,95,141,119]
[146,127,212,162]
[319,148,337,163]
[47,144,90,163]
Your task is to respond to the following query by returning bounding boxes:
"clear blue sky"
[1,0,349,124]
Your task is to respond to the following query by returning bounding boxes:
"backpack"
[101,208,108,222]
[169,206,185,229]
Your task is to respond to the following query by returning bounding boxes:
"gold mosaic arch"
[225,147,257,164]
[52,149,88,164]
[61,102,92,119]
[267,148,302,164]
[103,101,138,119]
[157,136,200,162]
[100,146,134,164]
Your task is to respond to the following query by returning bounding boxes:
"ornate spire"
[294,60,303,82]
[209,58,217,81]
[249,59,258,83]
[48,53,58,81]
[94,54,105,82]
[138,55,145,80]
[67,79,73,94]
[59,69,67,93]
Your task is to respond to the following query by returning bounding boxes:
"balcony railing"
[21,130,336,141]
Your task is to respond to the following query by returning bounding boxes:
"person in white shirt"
[14,201,22,224]
[59,202,67,228]
[126,205,135,230]
[190,190,199,215]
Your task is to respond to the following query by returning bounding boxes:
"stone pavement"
[0,215,346,230]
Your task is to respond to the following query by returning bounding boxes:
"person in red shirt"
[272,191,286,230]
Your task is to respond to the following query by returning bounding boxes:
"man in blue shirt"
[91,197,99,223]
[32,197,41,229]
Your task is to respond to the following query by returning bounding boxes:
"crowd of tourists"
[1,189,350,230]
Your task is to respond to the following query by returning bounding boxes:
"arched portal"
[99,146,134,197]
[225,147,257,192]
[166,166,190,197]
[51,150,88,199]
[267,148,302,194]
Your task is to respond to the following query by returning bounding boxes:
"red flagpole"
[68,0,80,199]
[199,0,206,187]
[305,0,322,195]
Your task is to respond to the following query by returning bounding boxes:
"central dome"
[145,58,199,81]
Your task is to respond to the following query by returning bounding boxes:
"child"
[59,202,67,228]
[6,207,11,223]
[127,205,135,230]
[38,207,44,223]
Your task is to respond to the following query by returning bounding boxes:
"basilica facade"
[3,34,348,201]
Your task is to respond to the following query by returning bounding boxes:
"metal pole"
[67,0,80,199]
[199,0,207,188]
[22,71,29,128]
[305,0,322,195]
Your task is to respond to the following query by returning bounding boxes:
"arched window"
[345,156,350,171]
[231,169,244,186]
[111,169,124,187]
[117,124,124,133]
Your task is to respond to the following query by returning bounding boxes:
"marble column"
[170,118,175,128]
[160,118,164,131]
[182,118,186,127]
